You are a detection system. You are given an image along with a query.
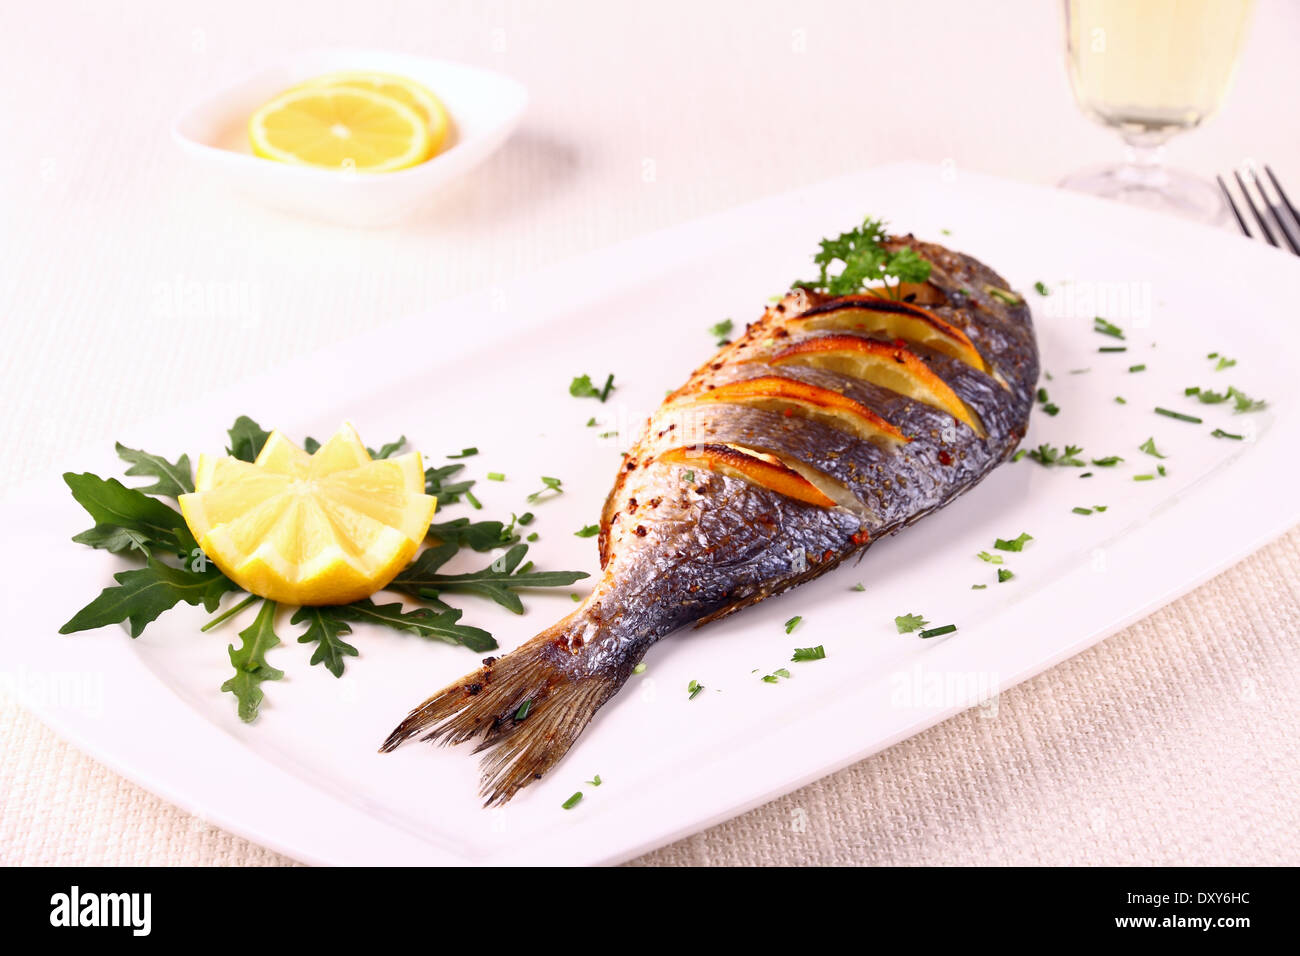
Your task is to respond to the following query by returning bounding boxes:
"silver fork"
[1217,165,1300,255]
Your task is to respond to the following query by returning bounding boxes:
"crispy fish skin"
[381,235,1039,805]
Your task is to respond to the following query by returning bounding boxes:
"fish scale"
[381,233,1039,806]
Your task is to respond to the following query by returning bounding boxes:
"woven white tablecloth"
[3,0,1298,866]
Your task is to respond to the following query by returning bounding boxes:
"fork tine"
[1265,166,1300,225]
[1218,175,1252,238]
[1234,170,1279,247]
[1261,165,1300,256]
[1249,167,1300,255]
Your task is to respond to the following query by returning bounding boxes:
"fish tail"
[379,612,623,806]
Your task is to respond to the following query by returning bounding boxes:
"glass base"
[1059,163,1226,224]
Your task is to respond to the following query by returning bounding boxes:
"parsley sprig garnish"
[793,217,932,298]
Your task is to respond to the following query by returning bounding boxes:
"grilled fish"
[381,234,1039,805]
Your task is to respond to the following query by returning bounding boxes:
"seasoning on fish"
[380,229,1040,806]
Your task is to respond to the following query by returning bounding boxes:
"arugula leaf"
[221,599,284,722]
[424,463,475,504]
[71,524,152,556]
[895,613,928,634]
[794,217,932,297]
[115,442,193,497]
[368,437,407,459]
[291,606,359,678]
[60,557,238,637]
[64,473,193,556]
[389,543,588,615]
[303,436,321,454]
[335,599,496,653]
[226,416,270,462]
[427,517,517,551]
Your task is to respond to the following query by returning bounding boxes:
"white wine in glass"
[1061,0,1256,221]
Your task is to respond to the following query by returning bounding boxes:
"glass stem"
[1119,132,1171,190]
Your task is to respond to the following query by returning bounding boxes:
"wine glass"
[1060,0,1256,222]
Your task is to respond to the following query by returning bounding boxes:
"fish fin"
[380,618,620,807]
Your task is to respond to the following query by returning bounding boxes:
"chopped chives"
[447,447,478,458]
[487,472,505,481]
[562,792,583,810]
[515,700,532,720]
[1155,407,1202,423]
[1128,364,1146,372]
[687,679,703,700]
[1072,506,1093,515]
[1211,428,1244,440]
[997,568,1014,582]
[784,615,802,634]
[464,489,482,510]
[918,624,957,639]
[1099,346,1127,353]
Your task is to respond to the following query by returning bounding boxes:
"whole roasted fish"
[382,231,1039,805]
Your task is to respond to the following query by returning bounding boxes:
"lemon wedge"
[249,85,432,173]
[179,425,436,605]
[298,71,450,157]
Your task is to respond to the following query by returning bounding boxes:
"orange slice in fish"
[761,335,985,436]
[675,376,908,446]
[791,296,988,373]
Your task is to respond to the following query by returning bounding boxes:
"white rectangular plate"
[5,163,1298,866]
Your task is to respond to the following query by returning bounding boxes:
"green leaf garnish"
[115,442,194,498]
[1090,456,1123,466]
[64,472,194,557]
[784,615,802,634]
[994,532,1033,552]
[687,679,704,700]
[389,543,588,615]
[1139,437,1167,458]
[574,524,600,538]
[369,437,407,459]
[976,551,1004,564]
[1027,443,1085,467]
[997,568,1014,582]
[220,598,284,722]
[570,373,616,402]
[1034,281,1050,296]
[793,217,932,298]
[428,517,518,551]
[791,645,826,662]
[334,598,497,653]
[526,476,564,503]
[709,318,734,344]
[60,557,238,638]
[225,416,270,462]
[895,612,928,634]
[290,606,358,678]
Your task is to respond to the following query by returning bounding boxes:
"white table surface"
[2,0,1298,866]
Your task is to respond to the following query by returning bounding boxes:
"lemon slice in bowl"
[298,71,451,157]
[249,86,432,173]
[179,425,436,605]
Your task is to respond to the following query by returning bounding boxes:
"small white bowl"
[172,49,528,227]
